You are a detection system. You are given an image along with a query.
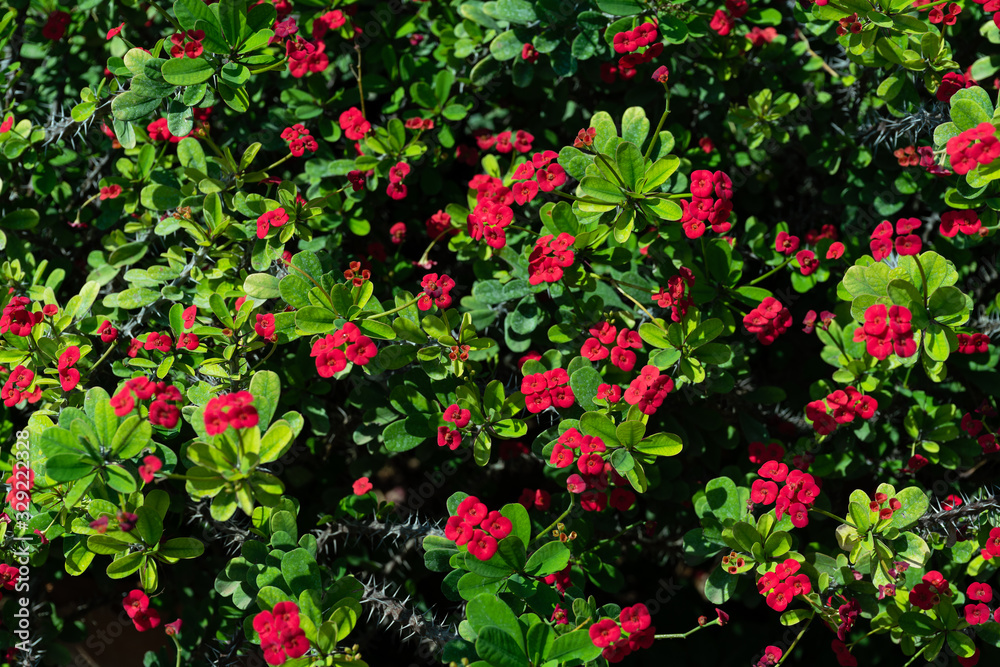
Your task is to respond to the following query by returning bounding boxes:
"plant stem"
[654,617,721,640]
[645,85,671,160]
[532,497,574,544]
[746,257,792,286]
[809,507,854,527]
[148,0,182,32]
[365,295,422,320]
[773,616,813,666]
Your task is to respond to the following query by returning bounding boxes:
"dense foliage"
[2,0,1000,665]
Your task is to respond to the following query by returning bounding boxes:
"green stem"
[809,507,854,527]
[532,497,574,544]
[645,85,671,160]
[173,636,182,667]
[746,257,793,286]
[260,151,295,174]
[902,644,928,667]
[654,617,720,640]
[595,152,627,190]
[365,295,422,320]
[773,616,813,667]
[913,256,928,308]
[147,0,182,32]
[250,339,278,372]
[82,339,120,385]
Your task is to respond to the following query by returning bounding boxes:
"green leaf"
[947,630,976,658]
[294,306,338,334]
[763,531,792,558]
[595,0,644,15]
[950,98,991,132]
[0,209,40,230]
[244,273,281,299]
[580,411,619,444]
[579,176,625,203]
[111,91,160,122]
[45,455,94,482]
[705,476,742,521]
[568,366,602,411]
[490,30,523,60]
[111,416,152,459]
[382,416,434,452]
[158,537,205,559]
[704,564,737,604]
[281,547,321,595]
[476,627,528,667]
[134,505,164,546]
[107,553,144,579]
[466,594,523,643]
[174,0,215,30]
[898,611,941,636]
[615,142,644,190]
[642,156,679,191]
[889,486,929,529]
[524,541,570,576]
[635,432,682,457]
[547,630,603,663]
[621,107,650,150]
[491,0,536,23]
[615,420,645,448]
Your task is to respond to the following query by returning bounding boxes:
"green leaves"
[111,92,160,122]
[161,57,215,85]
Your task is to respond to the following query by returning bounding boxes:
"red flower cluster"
[751,462,821,528]
[679,170,734,238]
[280,124,318,157]
[652,267,695,322]
[254,313,276,341]
[343,261,370,287]
[580,322,642,369]
[805,386,877,435]
[957,333,990,354]
[2,365,38,406]
[588,603,655,664]
[0,563,20,601]
[99,184,122,200]
[742,297,792,345]
[254,601,310,665]
[802,309,835,334]
[522,367,574,413]
[58,346,81,391]
[418,273,455,310]
[123,590,161,632]
[438,403,472,451]
[42,11,71,40]
[748,441,785,464]
[204,391,259,435]
[923,1,961,24]
[947,122,1000,175]
[138,455,162,483]
[573,127,597,148]
[475,129,534,154]
[1,296,42,336]
[387,161,409,200]
[339,107,370,140]
[612,22,658,53]
[522,43,540,63]
[286,36,328,77]
[528,233,576,285]
[508,150,565,206]
[467,200,514,249]
[721,549,746,573]
[746,26,777,47]
[111,377,182,428]
[404,116,434,130]
[754,646,783,667]
[623,365,674,415]
[835,13,862,35]
[444,496,511,561]
[147,117,190,143]
[870,217,922,260]
[257,207,289,239]
[982,527,1000,560]
[168,29,204,58]
[854,304,916,360]
[518,488,552,510]
[312,10,346,39]
[311,322,378,376]
[757,558,812,612]
[939,209,983,237]
[4,464,34,512]
[909,570,952,610]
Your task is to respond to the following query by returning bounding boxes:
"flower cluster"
[754,646,782,667]
[312,9,346,39]
[580,323,642,369]
[652,267,695,322]
[168,29,204,58]
[802,309,835,334]
[588,603,655,663]
[58,346,81,392]
[257,207,289,239]
[438,403,472,451]
[387,161,409,199]
[444,495,511,561]
[285,36,328,78]
[742,297,792,345]
[474,129,534,154]
[4,465,34,512]
[835,13,862,35]
[908,570,952,610]
[679,170,734,238]
[111,377,183,428]
[280,124,318,157]
[41,10,71,40]
[746,26,778,47]
[467,200,514,249]
[343,261,371,287]
[805,386,878,435]
[957,333,990,354]
[870,218,922,260]
[0,563,19,602]
[573,127,597,148]
[709,0,749,36]
[981,527,1000,560]
[946,122,1000,175]
[311,323,378,377]
[612,22,658,54]
[893,145,919,167]
[751,462,821,528]
[528,233,576,285]
[204,391,259,435]
[139,455,162,484]
[854,304,916,360]
[254,601,310,665]
[509,150,565,205]
[721,549,747,573]
[1,296,42,337]
[418,273,455,310]
[99,184,122,199]
[756,558,812,612]
[623,365,674,415]
[428,208,457,238]
[939,209,983,237]
[123,590,161,632]
[748,441,785,464]
[339,107,370,140]
[2,365,38,407]
[522,367,574,413]
[518,487,552,511]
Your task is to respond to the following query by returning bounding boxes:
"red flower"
[467,529,498,561]
[967,582,992,602]
[99,184,122,200]
[965,603,991,625]
[774,231,799,255]
[709,9,734,36]
[123,590,149,618]
[619,604,651,633]
[651,66,669,83]
[352,477,373,495]
[257,208,289,239]
[589,619,621,648]
[795,249,818,276]
[255,314,276,339]
[42,11,71,40]
[138,455,162,483]
[339,107,370,140]
[418,273,456,310]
